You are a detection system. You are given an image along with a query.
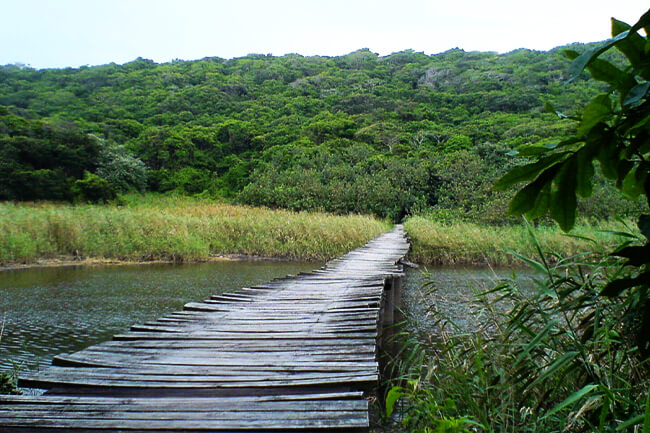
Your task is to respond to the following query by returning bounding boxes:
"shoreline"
[0,255,533,273]
[0,254,310,273]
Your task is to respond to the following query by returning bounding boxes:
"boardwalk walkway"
[0,226,409,431]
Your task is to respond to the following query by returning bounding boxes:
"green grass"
[0,195,390,264]
[404,216,634,266]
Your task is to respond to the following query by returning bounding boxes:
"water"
[403,265,541,336]
[0,262,539,373]
[0,261,320,371]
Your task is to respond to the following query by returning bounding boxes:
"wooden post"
[383,277,395,328]
[378,272,404,405]
[392,275,403,325]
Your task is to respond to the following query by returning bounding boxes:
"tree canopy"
[0,43,637,216]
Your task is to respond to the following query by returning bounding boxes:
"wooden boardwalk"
[0,226,409,431]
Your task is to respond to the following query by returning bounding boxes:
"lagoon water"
[0,261,320,371]
[403,266,540,337]
[0,260,540,374]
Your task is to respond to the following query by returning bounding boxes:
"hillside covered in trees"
[0,45,637,221]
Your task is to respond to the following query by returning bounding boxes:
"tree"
[96,140,147,192]
[73,171,116,203]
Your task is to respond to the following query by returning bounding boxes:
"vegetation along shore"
[1,195,632,268]
[404,216,635,266]
[0,196,389,265]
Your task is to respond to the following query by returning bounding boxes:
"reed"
[0,195,390,264]
[404,216,633,266]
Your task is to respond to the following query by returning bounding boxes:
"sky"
[1,0,648,69]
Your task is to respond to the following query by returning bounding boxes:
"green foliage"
[429,144,516,224]
[497,11,650,355]
[96,141,147,192]
[0,110,100,201]
[72,171,116,203]
[239,144,439,220]
[0,42,626,220]
[386,380,477,432]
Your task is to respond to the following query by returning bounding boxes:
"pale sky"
[1,0,648,69]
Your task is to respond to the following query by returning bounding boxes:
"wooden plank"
[112,331,378,340]
[51,352,379,369]
[0,392,365,404]
[98,339,377,349]
[0,417,370,430]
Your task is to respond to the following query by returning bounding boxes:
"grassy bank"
[404,216,634,266]
[0,196,390,264]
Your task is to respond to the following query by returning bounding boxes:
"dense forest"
[0,45,638,221]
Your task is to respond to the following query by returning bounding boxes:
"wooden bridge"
[0,226,409,432]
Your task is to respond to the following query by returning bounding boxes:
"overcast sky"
[1,1,648,69]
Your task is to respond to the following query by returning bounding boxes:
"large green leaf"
[639,214,650,240]
[624,82,650,107]
[563,49,579,60]
[494,153,568,190]
[622,165,647,199]
[527,183,551,219]
[385,386,404,417]
[569,32,631,80]
[586,58,635,95]
[616,160,634,189]
[550,158,578,231]
[508,175,547,216]
[611,18,645,68]
[578,94,612,136]
[508,168,558,216]
[595,132,621,180]
[613,244,650,266]
[569,10,650,80]
[601,272,650,297]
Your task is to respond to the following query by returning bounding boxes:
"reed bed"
[383,234,650,432]
[0,197,390,264]
[404,216,632,266]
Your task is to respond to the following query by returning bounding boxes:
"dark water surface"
[1,261,541,374]
[403,265,541,336]
[0,261,320,370]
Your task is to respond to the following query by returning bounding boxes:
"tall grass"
[404,216,633,266]
[384,225,650,433]
[0,196,390,264]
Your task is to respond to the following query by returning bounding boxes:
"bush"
[73,171,116,203]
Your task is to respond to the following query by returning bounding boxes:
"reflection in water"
[0,261,320,370]
[403,266,541,338]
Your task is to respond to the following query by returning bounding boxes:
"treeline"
[0,46,636,220]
